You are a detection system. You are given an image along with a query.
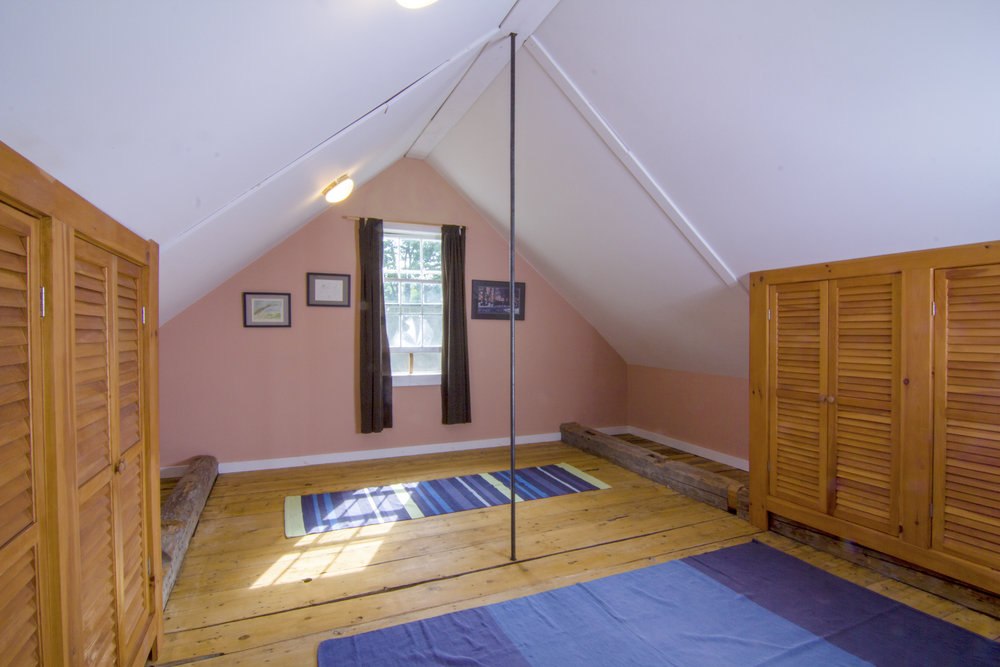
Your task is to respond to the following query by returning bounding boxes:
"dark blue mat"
[318,540,1000,666]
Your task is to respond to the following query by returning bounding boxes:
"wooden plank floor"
[155,441,1000,665]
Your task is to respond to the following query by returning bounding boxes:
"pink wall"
[159,159,627,467]
[627,365,749,462]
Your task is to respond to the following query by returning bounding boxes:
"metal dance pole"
[508,32,517,562]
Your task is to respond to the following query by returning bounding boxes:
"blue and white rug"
[284,463,609,537]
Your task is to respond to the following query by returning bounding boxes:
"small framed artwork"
[471,280,526,320]
[306,272,351,307]
[243,292,291,327]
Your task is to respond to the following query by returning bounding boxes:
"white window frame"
[382,222,442,387]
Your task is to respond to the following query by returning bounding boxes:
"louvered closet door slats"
[0,223,33,548]
[935,264,1000,566]
[769,281,828,511]
[79,477,119,666]
[0,529,42,665]
[0,206,41,665]
[74,243,113,486]
[115,259,152,662]
[829,275,900,533]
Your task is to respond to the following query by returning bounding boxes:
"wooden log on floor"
[770,514,1000,620]
[560,422,749,516]
[161,455,219,607]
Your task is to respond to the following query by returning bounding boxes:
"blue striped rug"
[284,463,609,538]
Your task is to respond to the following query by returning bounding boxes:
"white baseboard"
[158,424,740,477]
[624,426,749,471]
[162,430,580,477]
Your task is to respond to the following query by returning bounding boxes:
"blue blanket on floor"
[318,540,1000,666]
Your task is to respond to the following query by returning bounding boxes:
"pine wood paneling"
[768,281,828,511]
[934,264,1000,567]
[829,275,900,534]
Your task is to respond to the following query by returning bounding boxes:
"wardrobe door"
[828,274,901,534]
[114,259,154,664]
[73,240,120,665]
[0,204,44,664]
[768,281,830,512]
[933,263,1000,568]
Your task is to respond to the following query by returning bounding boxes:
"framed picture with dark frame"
[471,279,525,320]
[307,272,351,307]
[243,292,291,327]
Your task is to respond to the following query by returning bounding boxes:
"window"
[382,224,442,385]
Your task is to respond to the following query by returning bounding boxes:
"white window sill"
[392,373,441,387]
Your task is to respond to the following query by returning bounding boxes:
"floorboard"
[154,441,1000,665]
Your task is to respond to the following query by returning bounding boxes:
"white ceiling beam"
[407,0,561,159]
[525,36,740,289]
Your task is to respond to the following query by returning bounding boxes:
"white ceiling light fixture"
[396,0,439,8]
[322,175,354,203]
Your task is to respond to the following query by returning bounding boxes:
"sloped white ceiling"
[3,1,999,380]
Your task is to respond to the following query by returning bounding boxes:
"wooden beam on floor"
[560,422,749,517]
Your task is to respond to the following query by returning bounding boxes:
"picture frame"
[243,292,291,327]
[471,279,526,320]
[307,272,351,307]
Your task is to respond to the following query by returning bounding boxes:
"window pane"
[422,283,442,305]
[401,282,422,304]
[390,352,410,375]
[385,306,401,347]
[412,352,441,374]
[383,239,397,271]
[422,240,442,272]
[383,282,399,304]
[400,240,421,271]
[401,314,420,347]
[423,313,442,347]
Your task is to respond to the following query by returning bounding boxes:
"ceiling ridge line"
[524,36,742,290]
[408,0,562,159]
[162,31,500,253]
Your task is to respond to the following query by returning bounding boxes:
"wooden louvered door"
[73,241,120,665]
[828,275,901,534]
[768,281,829,513]
[72,239,154,666]
[933,263,1000,568]
[0,203,46,664]
[113,258,154,663]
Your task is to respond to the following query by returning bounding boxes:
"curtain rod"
[341,215,465,230]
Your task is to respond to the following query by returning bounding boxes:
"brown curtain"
[359,218,392,433]
[441,224,471,424]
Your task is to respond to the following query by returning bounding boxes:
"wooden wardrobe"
[750,239,1000,595]
[0,142,162,664]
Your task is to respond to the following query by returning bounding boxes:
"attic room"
[2,0,1000,665]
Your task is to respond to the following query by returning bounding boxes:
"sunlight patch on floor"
[250,523,396,588]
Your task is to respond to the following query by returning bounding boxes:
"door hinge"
[767,308,771,321]
[931,301,936,316]
[929,503,934,518]
[141,306,146,324]
[40,286,45,317]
